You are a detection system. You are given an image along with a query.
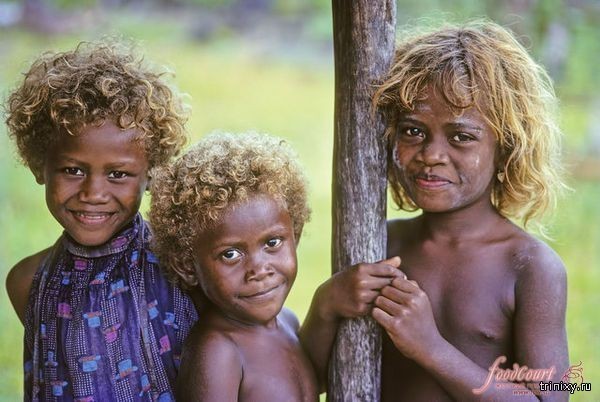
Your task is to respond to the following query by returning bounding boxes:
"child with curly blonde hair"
[301,20,570,401]
[5,41,198,401]
[149,132,317,401]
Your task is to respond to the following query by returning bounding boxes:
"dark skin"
[178,307,317,402]
[299,256,403,390]
[177,196,317,402]
[6,121,149,325]
[301,89,568,401]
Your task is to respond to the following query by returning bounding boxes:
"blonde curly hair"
[373,20,566,227]
[149,132,311,289]
[5,40,188,178]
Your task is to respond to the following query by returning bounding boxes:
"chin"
[68,231,115,247]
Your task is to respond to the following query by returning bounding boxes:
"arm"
[5,248,50,325]
[299,257,403,390]
[512,244,569,400]
[176,329,243,402]
[372,246,568,402]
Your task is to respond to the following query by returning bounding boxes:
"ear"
[294,225,304,248]
[494,144,506,170]
[32,168,45,185]
[145,173,152,192]
[173,264,199,288]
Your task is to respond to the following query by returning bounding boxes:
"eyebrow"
[211,224,292,248]
[446,122,483,133]
[55,156,139,167]
[398,117,483,133]
[397,116,424,125]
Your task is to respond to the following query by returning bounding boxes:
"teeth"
[74,212,110,219]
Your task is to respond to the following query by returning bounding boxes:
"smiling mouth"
[414,174,451,189]
[240,284,282,301]
[70,211,115,225]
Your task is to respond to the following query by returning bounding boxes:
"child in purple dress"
[5,41,198,401]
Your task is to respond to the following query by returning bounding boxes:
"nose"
[78,175,109,204]
[245,254,275,282]
[415,135,449,166]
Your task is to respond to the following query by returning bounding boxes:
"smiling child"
[301,20,569,401]
[149,132,317,401]
[5,41,198,401]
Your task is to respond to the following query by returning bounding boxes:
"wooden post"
[329,1,396,401]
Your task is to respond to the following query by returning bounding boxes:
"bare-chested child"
[149,132,317,401]
[300,20,569,401]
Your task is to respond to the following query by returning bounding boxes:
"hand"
[317,257,404,321]
[372,277,443,362]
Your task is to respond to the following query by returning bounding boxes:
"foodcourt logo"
[472,356,555,395]
[473,357,592,396]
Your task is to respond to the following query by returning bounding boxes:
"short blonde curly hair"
[149,132,311,289]
[373,20,566,227]
[5,40,188,178]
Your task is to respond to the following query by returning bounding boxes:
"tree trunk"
[329,1,396,401]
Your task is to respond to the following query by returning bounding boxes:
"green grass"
[1,8,599,401]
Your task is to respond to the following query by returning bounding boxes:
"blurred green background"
[1,0,599,400]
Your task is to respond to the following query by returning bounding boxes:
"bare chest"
[236,333,318,402]
[399,245,517,359]
[381,246,518,401]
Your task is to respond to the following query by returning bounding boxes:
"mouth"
[414,173,452,189]
[69,210,115,225]
[240,283,283,302]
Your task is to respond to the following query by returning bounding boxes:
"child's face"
[41,121,149,246]
[192,195,297,326]
[393,87,498,213]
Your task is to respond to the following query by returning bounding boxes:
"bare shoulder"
[507,228,567,310]
[6,247,52,325]
[177,323,243,401]
[279,307,300,333]
[508,228,566,281]
[182,322,242,363]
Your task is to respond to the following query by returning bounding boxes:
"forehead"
[405,86,491,128]
[202,195,292,241]
[50,121,147,161]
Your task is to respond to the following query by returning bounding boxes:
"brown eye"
[451,133,474,142]
[405,127,424,137]
[64,167,84,176]
[221,249,242,261]
[266,238,282,248]
[108,171,128,179]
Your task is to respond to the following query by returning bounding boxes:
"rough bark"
[329,1,396,401]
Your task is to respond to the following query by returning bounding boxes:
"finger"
[363,276,398,291]
[380,285,413,304]
[372,307,394,331]
[362,262,404,279]
[379,256,401,268]
[374,294,405,315]
[362,265,407,283]
[390,277,419,293]
[357,289,382,304]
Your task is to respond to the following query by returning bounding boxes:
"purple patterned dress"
[23,214,198,401]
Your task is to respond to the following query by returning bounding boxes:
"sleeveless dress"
[23,214,198,401]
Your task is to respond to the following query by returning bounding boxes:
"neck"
[419,199,506,243]
[205,304,279,331]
